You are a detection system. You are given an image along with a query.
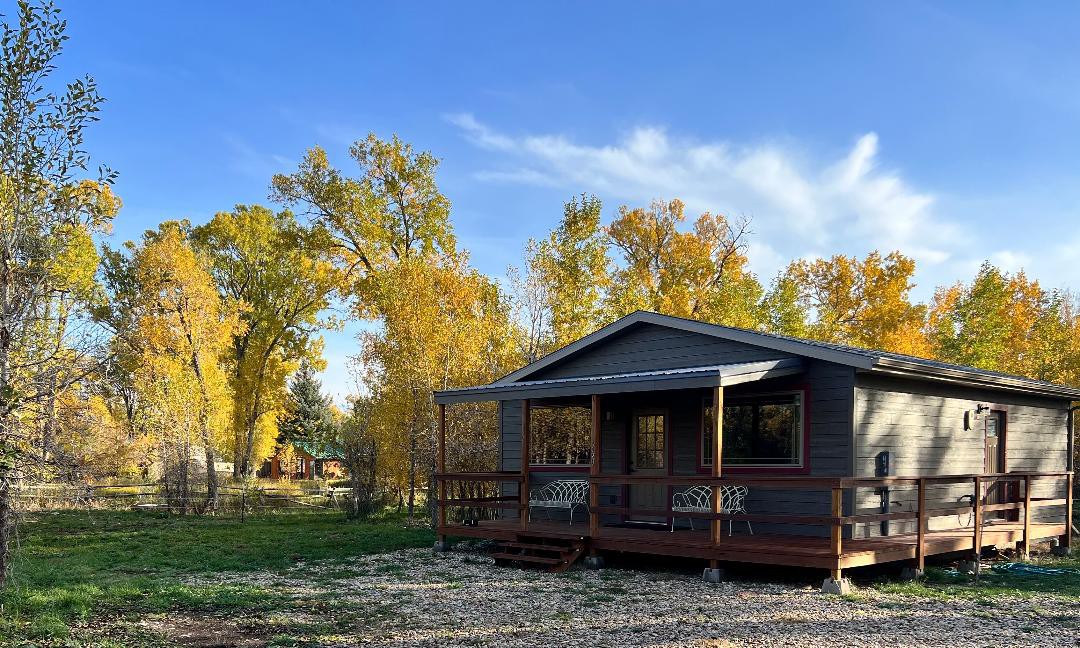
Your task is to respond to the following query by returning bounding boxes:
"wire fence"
[11,481,366,519]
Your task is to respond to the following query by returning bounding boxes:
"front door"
[983,411,1007,518]
[629,410,667,523]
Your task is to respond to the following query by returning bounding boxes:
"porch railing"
[435,469,1073,578]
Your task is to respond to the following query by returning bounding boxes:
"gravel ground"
[184,546,1079,648]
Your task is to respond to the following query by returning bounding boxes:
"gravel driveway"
[185,546,1078,647]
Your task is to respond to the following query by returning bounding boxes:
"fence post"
[241,486,246,523]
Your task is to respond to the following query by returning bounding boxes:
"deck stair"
[491,533,586,573]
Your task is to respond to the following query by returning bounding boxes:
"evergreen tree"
[279,361,335,444]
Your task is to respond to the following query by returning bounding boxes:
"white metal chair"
[528,479,589,526]
[671,485,753,535]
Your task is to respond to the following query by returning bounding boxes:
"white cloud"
[446,115,955,284]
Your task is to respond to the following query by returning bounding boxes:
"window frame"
[698,387,810,474]
[527,404,594,470]
[632,408,668,472]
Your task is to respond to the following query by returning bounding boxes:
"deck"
[435,468,1073,577]
[439,518,1066,571]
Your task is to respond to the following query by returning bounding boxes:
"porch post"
[915,478,927,571]
[1064,472,1074,551]
[711,385,724,547]
[830,486,844,581]
[972,476,984,573]
[1022,475,1032,559]
[590,394,601,539]
[520,399,531,531]
[437,403,447,543]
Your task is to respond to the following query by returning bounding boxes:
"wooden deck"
[438,518,1067,572]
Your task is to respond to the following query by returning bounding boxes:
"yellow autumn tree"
[785,251,929,355]
[128,223,242,510]
[604,199,761,327]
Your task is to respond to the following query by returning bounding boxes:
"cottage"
[433,311,1074,590]
[259,441,346,481]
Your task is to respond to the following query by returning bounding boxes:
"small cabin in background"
[259,441,347,481]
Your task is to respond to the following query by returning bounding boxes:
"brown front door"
[983,411,1006,517]
[629,410,667,523]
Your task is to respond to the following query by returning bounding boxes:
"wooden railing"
[435,470,1073,577]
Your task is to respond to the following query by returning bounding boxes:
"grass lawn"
[0,509,435,646]
[871,549,1080,601]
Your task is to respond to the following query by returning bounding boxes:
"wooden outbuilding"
[433,311,1075,582]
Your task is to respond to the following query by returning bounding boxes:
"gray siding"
[853,373,1070,538]
[528,322,792,380]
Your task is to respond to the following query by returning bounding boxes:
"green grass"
[0,509,435,645]
[873,551,1080,601]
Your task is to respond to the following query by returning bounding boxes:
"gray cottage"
[433,311,1074,586]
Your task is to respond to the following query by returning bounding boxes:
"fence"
[12,482,363,518]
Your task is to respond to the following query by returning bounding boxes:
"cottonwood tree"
[192,205,338,477]
[126,224,241,511]
[785,251,928,356]
[604,199,760,326]
[0,1,119,584]
[273,134,518,517]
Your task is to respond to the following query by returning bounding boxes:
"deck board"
[438,518,1065,571]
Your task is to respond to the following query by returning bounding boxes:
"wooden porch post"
[437,403,447,542]
[830,486,843,581]
[915,478,927,572]
[972,476,984,570]
[1064,472,1074,550]
[590,395,601,539]
[711,385,723,548]
[1022,474,1032,559]
[520,399,531,531]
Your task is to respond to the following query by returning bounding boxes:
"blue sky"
[55,2,1080,400]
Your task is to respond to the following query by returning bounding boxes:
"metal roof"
[434,358,803,404]
[478,311,1080,400]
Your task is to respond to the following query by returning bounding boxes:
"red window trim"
[695,383,812,475]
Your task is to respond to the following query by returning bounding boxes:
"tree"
[509,195,609,361]
[926,262,1080,382]
[191,205,337,477]
[604,199,760,326]
[126,224,241,511]
[337,395,379,518]
[785,251,928,355]
[0,1,119,584]
[272,134,519,517]
[279,360,335,445]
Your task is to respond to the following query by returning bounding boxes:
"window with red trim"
[702,391,804,468]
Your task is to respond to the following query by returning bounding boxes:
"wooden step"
[501,541,572,553]
[492,551,565,566]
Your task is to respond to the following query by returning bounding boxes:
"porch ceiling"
[434,358,803,404]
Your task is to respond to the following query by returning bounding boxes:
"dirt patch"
[138,613,267,648]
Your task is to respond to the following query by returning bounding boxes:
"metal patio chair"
[671,485,753,535]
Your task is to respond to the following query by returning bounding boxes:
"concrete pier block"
[900,567,924,581]
[702,567,725,583]
[584,555,605,570]
[432,540,451,553]
[821,577,852,595]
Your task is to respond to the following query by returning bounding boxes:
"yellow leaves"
[786,251,927,354]
[605,199,756,326]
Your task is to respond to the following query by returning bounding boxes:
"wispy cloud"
[445,114,956,282]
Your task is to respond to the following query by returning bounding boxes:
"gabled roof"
[485,311,1080,400]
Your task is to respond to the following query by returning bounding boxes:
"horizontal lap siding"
[853,374,1070,538]
[527,323,792,380]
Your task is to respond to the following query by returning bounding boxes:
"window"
[529,406,592,466]
[702,392,803,467]
[634,412,666,470]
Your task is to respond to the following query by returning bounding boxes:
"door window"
[634,413,665,470]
